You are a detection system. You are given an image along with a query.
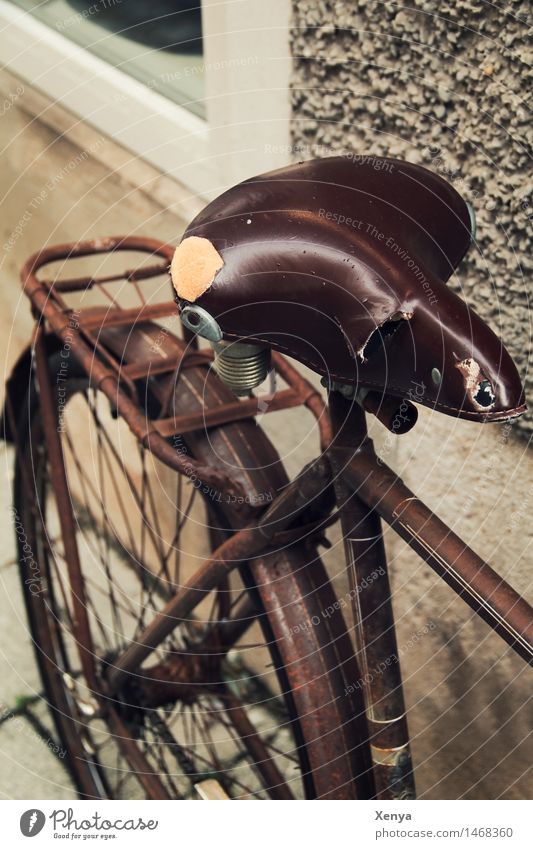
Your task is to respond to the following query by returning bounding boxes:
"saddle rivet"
[431,367,442,386]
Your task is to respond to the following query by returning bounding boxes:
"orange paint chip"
[170,236,224,302]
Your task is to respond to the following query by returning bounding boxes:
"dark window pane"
[9,1,206,117]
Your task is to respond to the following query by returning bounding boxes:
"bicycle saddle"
[171,156,526,422]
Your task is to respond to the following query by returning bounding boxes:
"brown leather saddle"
[171,156,525,422]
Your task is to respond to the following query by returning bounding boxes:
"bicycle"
[4,156,532,800]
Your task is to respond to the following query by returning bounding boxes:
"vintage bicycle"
[4,156,532,800]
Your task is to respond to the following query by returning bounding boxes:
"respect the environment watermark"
[56,309,82,433]
[3,137,105,255]
[344,621,436,697]
[317,208,438,305]
[172,433,272,505]
[55,0,123,32]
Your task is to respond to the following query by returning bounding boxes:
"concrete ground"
[1,69,532,799]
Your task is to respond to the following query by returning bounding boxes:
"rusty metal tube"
[361,390,418,435]
[338,443,533,666]
[20,238,331,505]
[20,239,251,501]
[272,352,332,449]
[33,328,99,693]
[106,458,332,692]
[329,392,415,800]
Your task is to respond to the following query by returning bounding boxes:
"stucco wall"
[290,0,532,435]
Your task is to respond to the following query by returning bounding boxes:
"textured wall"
[290,0,532,435]
[290,3,533,801]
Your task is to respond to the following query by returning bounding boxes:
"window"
[9,0,205,117]
[1,0,292,196]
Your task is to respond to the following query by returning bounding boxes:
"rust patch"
[170,236,224,302]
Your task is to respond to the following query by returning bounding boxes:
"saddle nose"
[170,156,526,423]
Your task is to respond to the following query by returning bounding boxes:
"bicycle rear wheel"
[13,335,371,799]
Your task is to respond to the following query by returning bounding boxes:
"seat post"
[328,389,416,800]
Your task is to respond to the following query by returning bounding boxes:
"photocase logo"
[20,809,46,837]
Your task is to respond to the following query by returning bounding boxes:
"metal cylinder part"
[212,341,271,396]
[359,389,418,434]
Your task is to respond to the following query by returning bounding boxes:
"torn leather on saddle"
[171,156,526,423]
[170,236,224,302]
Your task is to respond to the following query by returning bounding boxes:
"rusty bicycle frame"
[13,235,533,801]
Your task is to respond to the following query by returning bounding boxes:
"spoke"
[137,445,173,624]
[27,379,306,801]
[130,276,146,307]
[188,702,262,798]
[208,517,232,621]
[200,591,261,654]
[63,419,139,581]
[105,707,171,799]
[220,690,294,799]
[84,401,141,554]
[172,474,184,586]
[98,282,122,308]
[193,701,226,777]
[148,712,199,791]
[142,719,182,798]
[51,545,114,655]
[140,445,168,565]
[88,407,175,605]
[82,573,142,623]
[164,482,197,572]
[94,390,124,641]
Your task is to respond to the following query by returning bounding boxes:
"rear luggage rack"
[19,237,331,500]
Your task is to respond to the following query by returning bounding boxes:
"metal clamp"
[180,304,223,342]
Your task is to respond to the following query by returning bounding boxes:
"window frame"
[0,0,292,200]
